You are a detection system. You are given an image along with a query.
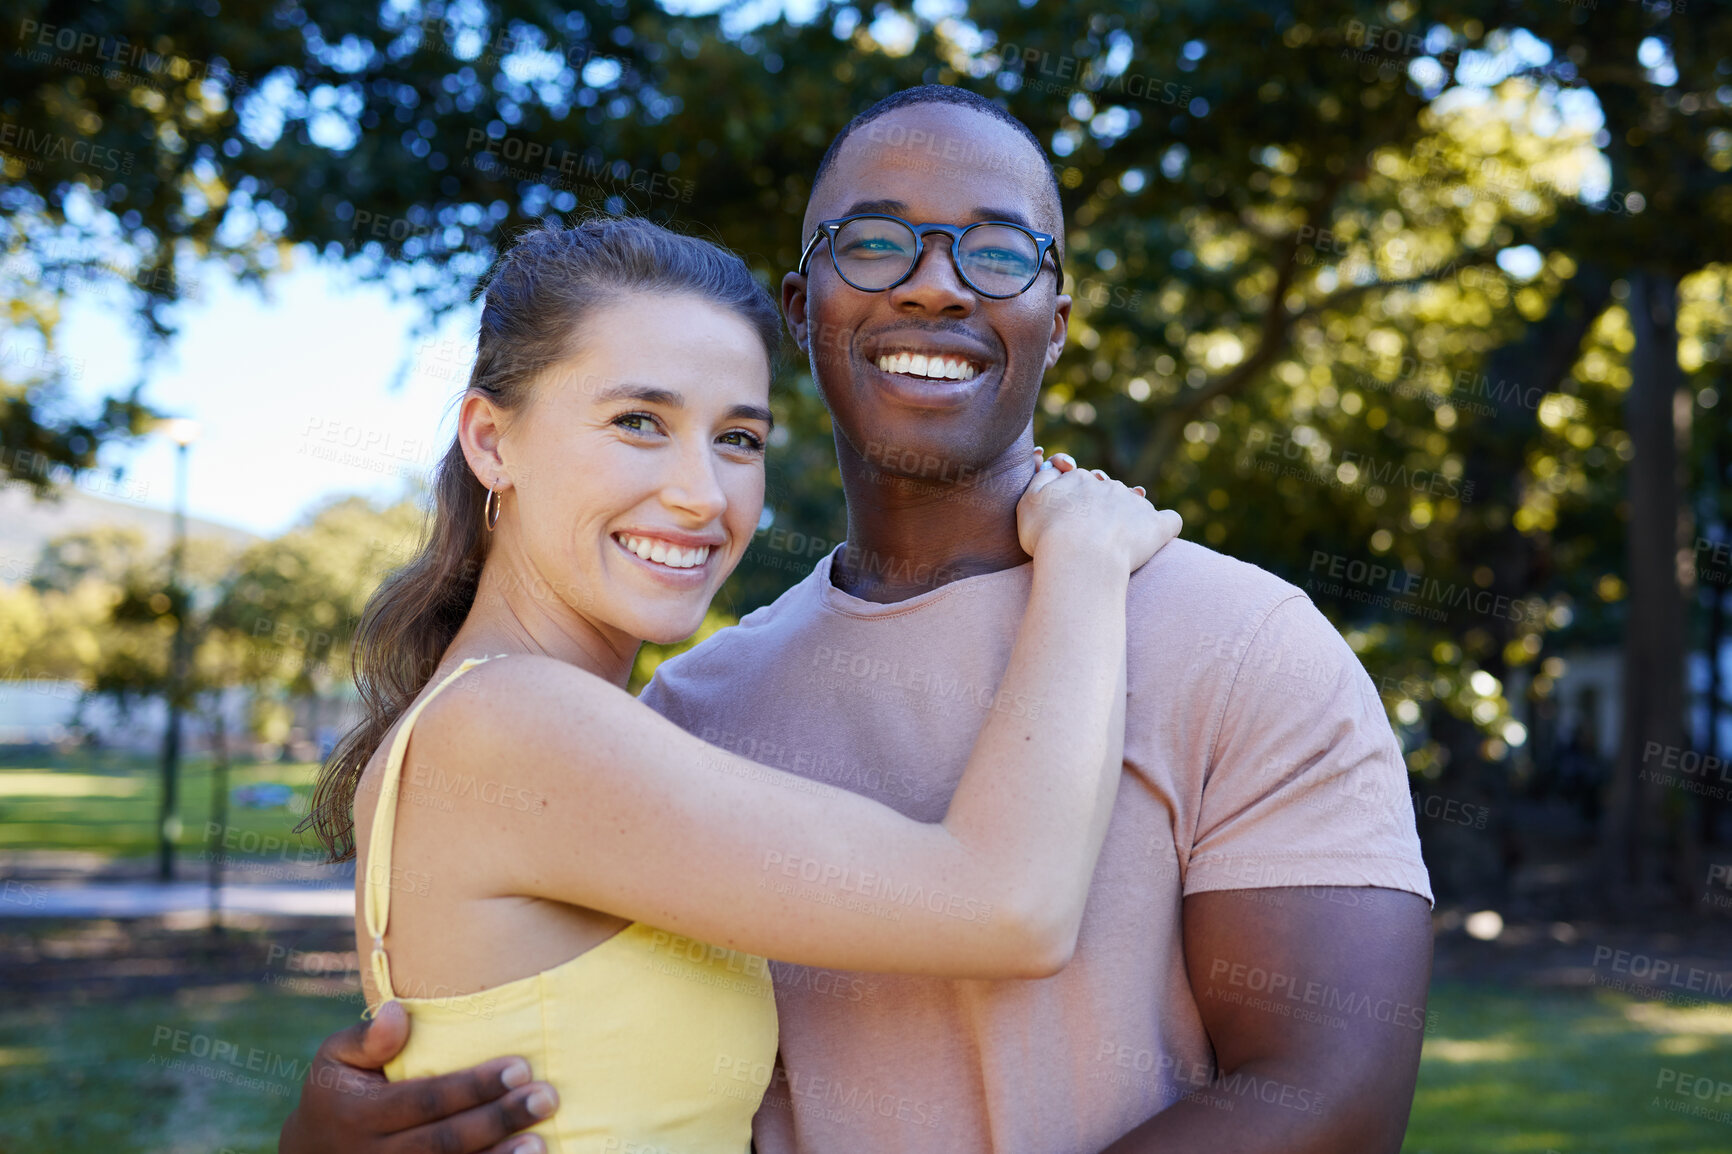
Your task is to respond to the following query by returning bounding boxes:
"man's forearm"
[1099,1055,1410,1154]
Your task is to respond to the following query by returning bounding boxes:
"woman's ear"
[457,392,512,492]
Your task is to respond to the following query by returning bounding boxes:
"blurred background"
[1,0,1729,1149]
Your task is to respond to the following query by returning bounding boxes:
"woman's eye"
[720,429,766,452]
[613,412,659,434]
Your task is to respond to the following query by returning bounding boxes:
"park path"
[0,878,350,918]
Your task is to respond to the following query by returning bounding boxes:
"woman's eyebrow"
[591,383,772,430]
[591,382,682,407]
[726,404,774,429]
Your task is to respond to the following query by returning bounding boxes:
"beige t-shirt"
[639,539,1433,1154]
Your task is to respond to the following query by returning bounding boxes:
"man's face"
[783,104,1070,482]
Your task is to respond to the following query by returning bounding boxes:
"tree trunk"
[1603,271,1693,903]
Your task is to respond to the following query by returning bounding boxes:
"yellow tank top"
[363,656,779,1153]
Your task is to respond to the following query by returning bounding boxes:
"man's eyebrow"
[975,207,1039,231]
[835,199,1041,231]
[590,383,773,429]
[838,198,910,217]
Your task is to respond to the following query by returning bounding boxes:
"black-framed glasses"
[797,213,1063,300]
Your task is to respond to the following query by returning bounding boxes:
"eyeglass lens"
[832,218,1041,296]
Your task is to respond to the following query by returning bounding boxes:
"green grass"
[0,753,322,859]
[4,755,1727,1148]
[1403,984,1732,1153]
[0,983,360,1153]
[0,981,1725,1150]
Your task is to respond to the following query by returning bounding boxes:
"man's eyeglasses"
[797,213,1063,300]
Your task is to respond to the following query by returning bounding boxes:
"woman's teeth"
[618,534,711,569]
[875,352,979,381]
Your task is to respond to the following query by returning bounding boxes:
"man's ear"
[782,271,810,356]
[457,392,513,492]
[1042,292,1072,372]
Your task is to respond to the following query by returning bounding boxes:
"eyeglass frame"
[797,212,1065,300]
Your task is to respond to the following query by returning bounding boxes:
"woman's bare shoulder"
[396,654,640,786]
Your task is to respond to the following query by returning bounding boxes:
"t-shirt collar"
[812,542,1032,619]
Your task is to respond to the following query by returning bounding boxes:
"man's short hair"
[811,85,1064,239]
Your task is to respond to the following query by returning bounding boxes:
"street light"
[156,417,200,883]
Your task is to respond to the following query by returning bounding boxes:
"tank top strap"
[364,655,499,1010]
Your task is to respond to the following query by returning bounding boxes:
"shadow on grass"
[0,984,359,1153]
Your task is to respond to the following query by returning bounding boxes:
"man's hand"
[279,1001,559,1154]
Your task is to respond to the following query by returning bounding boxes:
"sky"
[55,252,482,538]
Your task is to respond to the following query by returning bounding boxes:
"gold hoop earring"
[484,484,502,531]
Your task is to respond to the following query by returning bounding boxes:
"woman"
[312,217,1179,1152]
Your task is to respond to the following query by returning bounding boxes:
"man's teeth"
[618,535,712,569]
[875,353,980,381]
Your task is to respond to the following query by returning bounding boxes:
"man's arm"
[1101,885,1433,1154]
[279,1001,559,1154]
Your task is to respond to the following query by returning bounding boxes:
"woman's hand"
[1016,449,1183,573]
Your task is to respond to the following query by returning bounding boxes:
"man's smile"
[872,351,981,381]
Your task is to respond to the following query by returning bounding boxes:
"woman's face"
[491,291,772,647]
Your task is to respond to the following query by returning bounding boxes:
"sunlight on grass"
[0,755,323,858]
[1404,984,1732,1154]
[1421,1037,1526,1063]
[1621,1000,1732,1036]
[0,772,147,798]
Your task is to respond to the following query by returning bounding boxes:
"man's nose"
[887,238,975,315]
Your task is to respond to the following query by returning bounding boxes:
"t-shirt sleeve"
[1182,594,1434,906]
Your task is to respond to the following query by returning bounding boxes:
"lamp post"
[156,418,200,883]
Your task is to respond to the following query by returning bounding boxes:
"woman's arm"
[414,467,1175,978]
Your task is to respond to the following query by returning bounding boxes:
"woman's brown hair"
[302,217,782,862]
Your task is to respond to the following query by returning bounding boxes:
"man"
[282,85,1433,1154]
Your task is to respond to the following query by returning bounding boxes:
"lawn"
[1404,984,1732,1153]
[3,756,1728,1150]
[0,980,1726,1151]
[0,753,322,861]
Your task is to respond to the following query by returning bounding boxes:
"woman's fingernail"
[502,1060,531,1089]
[511,1138,544,1154]
[526,1088,557,1118]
